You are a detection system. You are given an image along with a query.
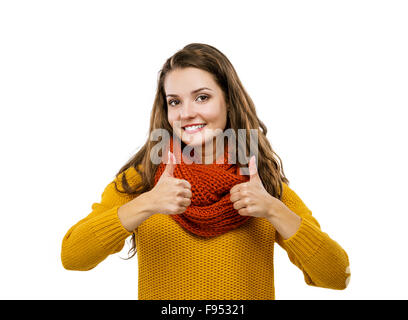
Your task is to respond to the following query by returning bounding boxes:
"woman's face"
[164,67,227,149]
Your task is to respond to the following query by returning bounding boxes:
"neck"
[200,137,226,164]
[177,137,227,164]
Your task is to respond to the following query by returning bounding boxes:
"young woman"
[61,43,351,300]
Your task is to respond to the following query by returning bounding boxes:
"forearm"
[270,203,350,290]
[117,191,155,232]
[266,202,302,240]
[61,205,133,271]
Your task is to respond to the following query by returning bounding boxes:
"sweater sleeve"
[61,167,140,271]
[275,183,351,290]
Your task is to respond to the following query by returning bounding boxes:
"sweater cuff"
[88,205,134,250]
[282,217,325,263]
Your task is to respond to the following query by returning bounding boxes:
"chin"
[179,130,206,145]
[182,139,205,148]
[182,135,215,148]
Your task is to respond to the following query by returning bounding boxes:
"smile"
[182,124,206,134]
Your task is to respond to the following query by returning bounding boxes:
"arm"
[272,183,351,290]
[60,167,148,271]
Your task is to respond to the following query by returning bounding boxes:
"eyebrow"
[166,87,213,98]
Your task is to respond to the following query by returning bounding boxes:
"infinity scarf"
[153,136,251,238]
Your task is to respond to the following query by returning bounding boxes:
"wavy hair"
[114,43,290,259]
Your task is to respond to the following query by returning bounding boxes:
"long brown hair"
[115,43,290,259]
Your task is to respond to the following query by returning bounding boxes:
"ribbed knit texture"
[153,136,252,238]
[61,166,350,299]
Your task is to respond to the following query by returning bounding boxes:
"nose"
[179,101,196,119]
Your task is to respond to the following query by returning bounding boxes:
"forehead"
[164,67,217,94]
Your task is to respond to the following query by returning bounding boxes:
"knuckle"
[173,205,183,214]
[175,205,184,214]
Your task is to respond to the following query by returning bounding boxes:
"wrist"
[266,202,302,240]
[118,192,155,232]
[135,191,155,217]
[265,198,286,220]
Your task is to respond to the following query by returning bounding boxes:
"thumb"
[163,151,176,177]
[249,155,261,184]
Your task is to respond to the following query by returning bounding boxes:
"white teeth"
[184,124,205,131]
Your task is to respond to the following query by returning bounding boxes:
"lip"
[182,123,206,128]
[182,124,206,134]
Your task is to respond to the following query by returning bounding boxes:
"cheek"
[208,106,227,127]
[167,110,177,127]
[206,105,225,123]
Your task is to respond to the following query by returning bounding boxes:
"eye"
[168,99,179,107]
[197,94,209,102]
[167,95,209,107]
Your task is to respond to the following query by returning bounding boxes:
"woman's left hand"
[229,155,286,218]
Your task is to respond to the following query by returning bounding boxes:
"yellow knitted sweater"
[61,166,350,299]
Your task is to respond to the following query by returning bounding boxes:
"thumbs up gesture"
[160,150,177,179]
[229,155,282,218]
[147,151,192,215]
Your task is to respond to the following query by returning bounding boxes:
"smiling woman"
[165,68,228,163]
[60,43,351,300]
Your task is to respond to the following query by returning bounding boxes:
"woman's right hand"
[146,151,192,215]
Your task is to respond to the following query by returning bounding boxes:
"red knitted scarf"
[153,136,251,238]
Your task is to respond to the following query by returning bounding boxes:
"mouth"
[182,123,207,134]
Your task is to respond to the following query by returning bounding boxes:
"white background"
[1,0,407,300]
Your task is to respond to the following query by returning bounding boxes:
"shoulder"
[114,164,143,191]
[281,182,312,215]
[281,182,293,200]
[281,182,300,200]
[98,165,144,207]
